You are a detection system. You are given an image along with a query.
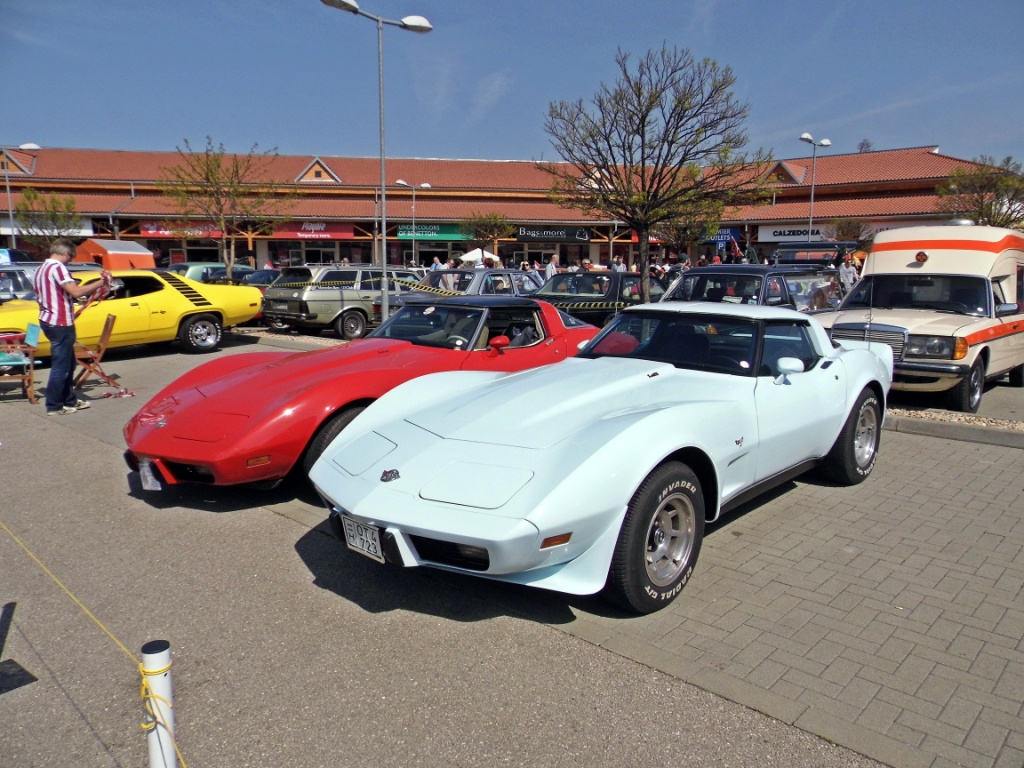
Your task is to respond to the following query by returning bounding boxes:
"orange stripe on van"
[964,322,1024,347]
[872,234,1024,253]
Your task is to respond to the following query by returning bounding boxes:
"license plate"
[342,516,385,562]
[270,301,288,310]
[139,459,163,492]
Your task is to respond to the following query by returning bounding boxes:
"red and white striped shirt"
[33,259,76,326]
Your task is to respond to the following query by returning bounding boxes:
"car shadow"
[125,471,307,512]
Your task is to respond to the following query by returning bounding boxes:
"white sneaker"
[74,399,91,410]
[47,406,77,415]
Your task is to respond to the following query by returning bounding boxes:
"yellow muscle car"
[0,270,263,356]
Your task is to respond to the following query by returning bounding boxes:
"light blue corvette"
[309,302,893,614]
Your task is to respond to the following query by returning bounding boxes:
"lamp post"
[799,133,831,242]
[320,0,432,320]
[395,179,430,266]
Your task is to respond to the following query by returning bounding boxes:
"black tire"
[177,314,222,353]
[334,311,367,341]
[948,359,985,413]
[1008,363,1024,388]
[820,387,881,485]
[604,462,704,614]
[301,406,366,477]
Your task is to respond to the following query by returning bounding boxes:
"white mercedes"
[310,302,894,614]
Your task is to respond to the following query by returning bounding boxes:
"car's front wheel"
[334,311,367,341]
[820,387,881,485]
[177,314,222,353]
[604,461,704,614]
[948,359,985,413]
[302,406,367,477]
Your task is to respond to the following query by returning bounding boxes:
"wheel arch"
[297,397,377,469]
[660,446,719,523]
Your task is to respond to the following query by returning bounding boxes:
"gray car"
[262,263,420,339]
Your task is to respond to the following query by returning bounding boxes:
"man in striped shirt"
[33,239,110,414]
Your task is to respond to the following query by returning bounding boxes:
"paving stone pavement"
[547,431,1024,768]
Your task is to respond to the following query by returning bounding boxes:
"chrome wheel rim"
[854,401,878,468]
[644,492,696,587]
[189,320,218,348]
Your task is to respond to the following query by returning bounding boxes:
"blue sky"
[3,0,1022,164]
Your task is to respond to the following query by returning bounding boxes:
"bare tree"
[826,218,871,249]
[936,155,1024,230]
[541,44,770,301]
[458,212,516,260]
[14,187,82,254]
[159,137,298,275]
[857,139,873,153]
[651,200,725,262]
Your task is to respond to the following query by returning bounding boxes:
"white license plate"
[270,301,288,310]
[139,459,163,492]
[342,516,385,563]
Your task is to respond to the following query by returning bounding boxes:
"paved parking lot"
[1,336,1022,767]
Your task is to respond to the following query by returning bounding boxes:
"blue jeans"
[41,321,77,411]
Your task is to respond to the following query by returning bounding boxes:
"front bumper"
[891,360,969,392]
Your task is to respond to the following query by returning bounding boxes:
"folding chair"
[74,314,122,392]
[0,323,41,404]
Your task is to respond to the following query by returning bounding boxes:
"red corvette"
[123,296,597,490]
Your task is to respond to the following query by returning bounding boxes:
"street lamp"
[320,0,432,320]
[395,179,430,266]
[799,132,831,242]
[2,143,39,249]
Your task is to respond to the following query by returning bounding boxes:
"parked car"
[770,241,860,267]
[375,268,545,321]
[531,271,666,326]
[0,269,263,355]
[817,224,1024,413]
[0,266,38,302]
[162,261,235,283]
[662,264,845,311]
[309,302,893,614]
[262,263,420,339]
[123,296,599,491]
[204,268,279,293]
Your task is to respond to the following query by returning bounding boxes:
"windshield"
[840,275,990,316]
[369,304,484,349]
[666,273,763,303]
[420,270,475,293]
[580,311,757,376]
[536,273,612,298]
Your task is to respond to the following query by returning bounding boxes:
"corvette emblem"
[735,437,744,446]
[380,469,400,482]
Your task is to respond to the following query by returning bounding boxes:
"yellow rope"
[0,517,188,767]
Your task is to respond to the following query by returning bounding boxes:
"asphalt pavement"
[1,332,1022,768]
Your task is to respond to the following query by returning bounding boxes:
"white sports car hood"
[404,356,719,449]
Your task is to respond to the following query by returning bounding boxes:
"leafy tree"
[14,187,82,254]
[540,44,771,301]
[458,212,516,260]
[159,137,298,275]
[936,155,1024,230]
[826,218,871,249]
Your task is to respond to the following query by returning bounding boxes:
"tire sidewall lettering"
[657,480,696,504]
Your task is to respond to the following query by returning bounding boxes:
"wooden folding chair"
[74,314,122,391]
[0,323,41,404]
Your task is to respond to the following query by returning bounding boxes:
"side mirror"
[773,356,805,384]
[995,302,1019,318]
[487,335,509,356]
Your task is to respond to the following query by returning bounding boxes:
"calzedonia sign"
[516,225,591,243]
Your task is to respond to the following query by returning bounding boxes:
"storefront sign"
[2,218,93,237]
[273,221,354,240]
[516,225,591,243]
[141,220,222,238]
[396,223,470,241]
[757,224,827,242]
[708,227,740,243]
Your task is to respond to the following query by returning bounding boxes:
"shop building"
[1,145,979,266]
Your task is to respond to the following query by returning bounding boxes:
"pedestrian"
[545,254,559,279]
[567,260,580,273]
[581,259,592,272]
[612,255,626,272]
[430,256,443,271]
[33,239,111,415]
[839,257,859,290]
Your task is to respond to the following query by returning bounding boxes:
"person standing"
[611,255,626,272]
[430,256,443,271]
[33,239,110,415]
[545,254,559,279]
[839,257,859,291]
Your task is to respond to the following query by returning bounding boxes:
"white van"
[817,225,1024,412]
